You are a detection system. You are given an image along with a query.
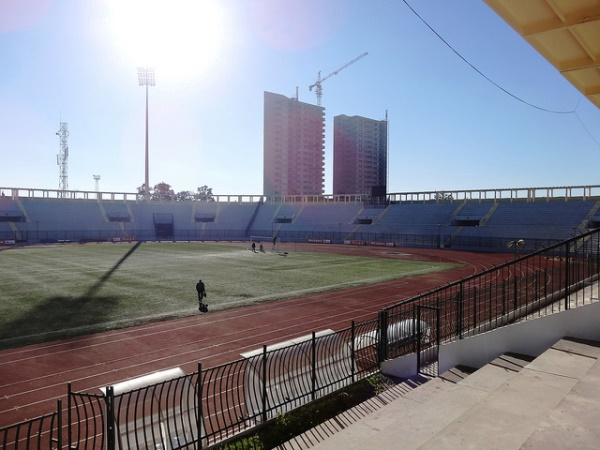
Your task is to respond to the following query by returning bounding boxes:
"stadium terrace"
[2,184,600,254]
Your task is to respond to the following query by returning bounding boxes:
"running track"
[0,245,512,427]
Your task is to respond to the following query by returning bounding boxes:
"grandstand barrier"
[4,229,600,449]
[4,184,600,204]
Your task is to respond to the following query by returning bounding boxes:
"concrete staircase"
[283,337,600,449]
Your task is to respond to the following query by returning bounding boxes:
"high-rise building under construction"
[333,114,387,198]
[263,91,325,197]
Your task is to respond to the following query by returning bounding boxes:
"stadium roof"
[485,0,600,109]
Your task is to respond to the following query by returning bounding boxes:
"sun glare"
[105,0,228,84]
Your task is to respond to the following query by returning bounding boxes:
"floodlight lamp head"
[137,67,156,86]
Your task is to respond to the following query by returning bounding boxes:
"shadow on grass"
[83,241,143,298]
[0,242,144,349]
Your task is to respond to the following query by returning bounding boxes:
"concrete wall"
[382,301,600,379]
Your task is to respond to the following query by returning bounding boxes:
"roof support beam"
[520,8,600,37]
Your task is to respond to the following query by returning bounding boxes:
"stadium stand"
[2,185,600,254]
[356,202,458,236]
[459,200,597,242]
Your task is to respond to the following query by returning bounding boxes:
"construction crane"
[309,52,368,106]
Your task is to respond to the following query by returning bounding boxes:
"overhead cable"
[402,0,576,114]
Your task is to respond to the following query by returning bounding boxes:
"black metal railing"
[381,230,600,364]
[0,400,62,450]
[64,324,378,449]
[3,230,600,449]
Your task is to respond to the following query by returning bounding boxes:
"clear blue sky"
[1,0,599,196]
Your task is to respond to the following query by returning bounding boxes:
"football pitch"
[0,242,461,349]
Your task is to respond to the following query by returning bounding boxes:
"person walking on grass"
[196,279,208,312]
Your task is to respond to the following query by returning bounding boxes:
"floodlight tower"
[93,174,101,192]
[56,122,69,197]
[138,67,155,200]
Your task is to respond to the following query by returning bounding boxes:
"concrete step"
[279,370,474,450]
[284,338,600,449]
[419,338,600,449]
[302,353,532,450]
[522,343,600,448]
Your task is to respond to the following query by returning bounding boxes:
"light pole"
[507,239,525,259]
[138,67,155,200]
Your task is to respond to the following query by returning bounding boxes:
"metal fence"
[381,230,600,376]
[60,324,378,450]
[2,230,600,449]
[0,228,570,254]
[0,400,62,450]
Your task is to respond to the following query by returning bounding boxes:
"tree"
[435,192,453,201]
[152,182,174,201]
[137,183,151,200]
[195,185,215,202]
[135,183,214,201]
[176,190,195,201]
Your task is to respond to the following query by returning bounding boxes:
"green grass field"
[0,242,461,349]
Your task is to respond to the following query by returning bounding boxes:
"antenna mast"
[56,122,69,197]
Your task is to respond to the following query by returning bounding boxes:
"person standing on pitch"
[196,279,207,311]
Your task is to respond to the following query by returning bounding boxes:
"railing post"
[67,382,72,450]
[597,235,600,295]
[55,399,62,450]
[502,279,507,316]
[525,257,530,313]
[513,264,518,312]
[473,286,478,331]
[412,305,417,352]
[261,345,268,424]
[197,362,203,450]
[105,386,115,450]
[456,283,463,339]
[565,245,571,310]
[489,280,493,324]
[351,321,356,383]
[311,331,317,401]
[417,306,422,369]
[377,309,389,364]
